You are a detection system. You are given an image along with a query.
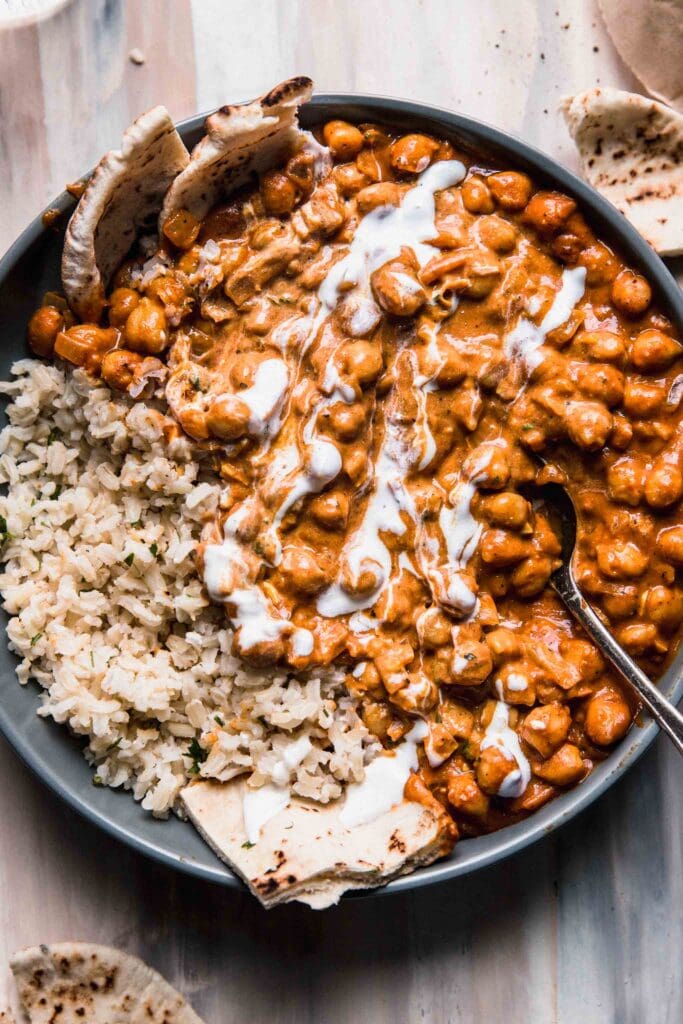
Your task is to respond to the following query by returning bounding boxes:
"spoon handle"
[554,571,683,758]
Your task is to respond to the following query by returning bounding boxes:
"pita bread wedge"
[561,88,683,256]
[10,943,204,1023]
[62,107,189,321]
[160,76,315,229]
[598,0,683,112]
[181,778,455,909]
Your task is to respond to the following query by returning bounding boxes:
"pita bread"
[0,1011,15,1023]
[598,0,683,112]
[181,778,455,909]
[10,943,204,1023]
[561,88,683,256]
[62,106,189,321]
[160,76,314,229]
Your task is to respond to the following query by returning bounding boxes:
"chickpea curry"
[28,117,683,841]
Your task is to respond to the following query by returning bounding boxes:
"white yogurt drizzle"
[202,159,482,653]
[480,700,531,799]
[242,735,314,843]
[319,160,466,309]
[339,720,429,827]
[234,358,289,438]
[504,266,586,371]
[242,783,291,845]
[316,417,416,619]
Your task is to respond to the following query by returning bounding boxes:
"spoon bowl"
[536,482,683,757]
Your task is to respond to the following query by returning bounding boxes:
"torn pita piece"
[598,0,683,112]
[181,778,455,909]
[9,943,204,1023]
[160,76,316,228]
[561,88,683,257]
[61,106,189,321]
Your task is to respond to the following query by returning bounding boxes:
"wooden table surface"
[0,2,681,1021]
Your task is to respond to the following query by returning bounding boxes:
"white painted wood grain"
[0,2,681,1022]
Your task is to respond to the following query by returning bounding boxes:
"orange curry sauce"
[28,120,683,837]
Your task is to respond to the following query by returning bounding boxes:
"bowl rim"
[0,90,681,899]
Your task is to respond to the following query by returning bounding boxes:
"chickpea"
[644,460,683,509]
[630,329,682,371]
[551,232,583,265]
[578,243,619,286]
[576,363,624,407]
[309,490,349,530]
[607,457,646,507]
[622,379,666,418]
[325,401,366,441]
[371,258,426,317]
[362,700,394,739]
[602,589,639,621]
[565,400,612,451]
[341,340,384,387]
[534,743,586,786]
[449,640,493,686]
[355,181,404,213]
[487,171,533,211]
[389,133,438,174]
[477,745,516,795]
[523,191,576,237]
[27,305,64,357]
[611,269,652,318]
[124,297,169,355]
[561,634,602,684]
[279,545,329,595]
[466,447,510,490]
[205,395,251,441]
[657,524,683,564]
[521,703,571,759]
[342,444,368,485]
[480,492,530,530]
[440,700,475,739]
[162,208,201,250]
[108,287,140,328]
[333,163,370,197]
[323,120,364,161]
[642,585,683,634]
[477,215,517,252]
[485,627,521,663]
[373,641,414,692]
[596,540,649,579]
[584,688,632,746]
[461,175,495,214]
[100,348,146,392]
[575,329,626,364]
[511,554,555,597]
[176,405,209,441]
[260,169,298,216]
[447,772,490,819]
[54,324,118,373]
[416,607,452,649]
[610,413,633,450]
[234,630,286,666]
[616,621,659,656]
[480,529,529,567]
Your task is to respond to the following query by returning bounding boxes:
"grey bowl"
[0,93,681,897]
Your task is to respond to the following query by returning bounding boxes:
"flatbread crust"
[61,106,189,321]
[160,76,313,228]
[561,87,683,256]
[181,778,455,909]
[598,0,683,112]
[10,943,204,1023]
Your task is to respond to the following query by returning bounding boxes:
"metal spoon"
[536,482,683,756]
